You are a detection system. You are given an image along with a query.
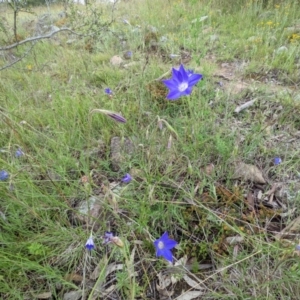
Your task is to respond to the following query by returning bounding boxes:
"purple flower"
[107,112,126,123]
[103,232,124,247]
[15,148,24,158]
[154,232,178,262]
[105,88,113,95]
[85,236,95,250]
[103,232,114,244]
[90,109,126,123]
[121,173,132,183]
[0,170,9,181]
[296,245,300,251]
[124,51,132,59]
[273,157,282,165]
[162,64,202,100]
[123,19,131,25]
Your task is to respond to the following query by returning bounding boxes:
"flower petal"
[166,89,183,100]
[161,232,169,239]
[188,74,202,86]
[162,79,178,89]
[172,67,181,80]
[164,239,178,249]
[160,248,173,262]
[179,64,188,82]
[183,86,193,96]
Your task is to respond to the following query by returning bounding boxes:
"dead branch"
[0,28,83,51]
[0,43,35,71]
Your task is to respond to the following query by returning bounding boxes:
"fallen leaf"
[275,215,300,240]
[233,162,266,184]
[156,272,173,297]
[225,236,244,245]
[63,290,82,300]
[246,191,255,210]
[183,275,204,290]
[35,292,52,299]
[90,255,108,280]
[64,273,83,283]
[176,291,204,300]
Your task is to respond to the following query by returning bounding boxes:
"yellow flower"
[26,65,32,70]
[266,21,273,26]
[290,33,300,43]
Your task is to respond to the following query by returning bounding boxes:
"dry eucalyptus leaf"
[35,292,52,299]
[90,255,108,280]
[101,285,116,297]
[170,256,188,284]
[63,291,82,300]
[174,255,187,267]
[157,272,172,290]
[183,275,204,290]
[156,272,174,297]
[246,191,255,210]
[225,236,244,245]
[64,273,83,283]
[105,263,124,277]
[233,162,266,184]
[177,291,204,300]
[275,215,300,240]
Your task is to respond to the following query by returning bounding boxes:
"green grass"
[1,0,300,299]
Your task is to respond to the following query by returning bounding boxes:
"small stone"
[276,46,288,53]
[74,196,103,229]
[210,34,219,42]
[110,55,123,67]
[110,137,135,171]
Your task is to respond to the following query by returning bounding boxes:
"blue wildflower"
[162,64,202,100]
[154,232,178,262]
[273,157,282,165]
[103,232,124,247]
[103,232,114,244]
[0,170,9,181]
[85,236,95,250]
[105,88,113,95]
[124,51,132,59]
[15,148,24,158]
[296,245,300,251]
[121,173,132,183]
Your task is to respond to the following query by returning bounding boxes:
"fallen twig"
[234,99,256,113]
